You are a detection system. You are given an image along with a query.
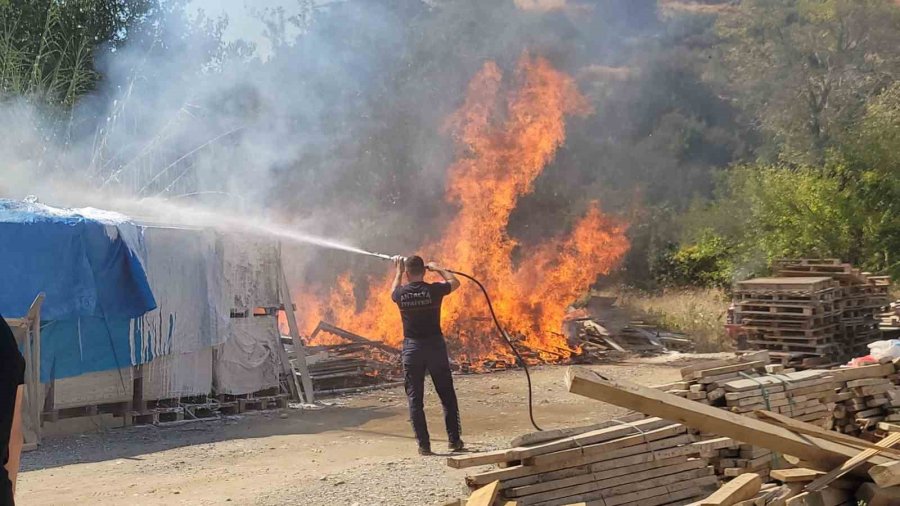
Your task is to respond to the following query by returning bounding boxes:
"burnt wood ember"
[292,321,402,394]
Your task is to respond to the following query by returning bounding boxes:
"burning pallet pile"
[733,260,891,369]
[296,321,402,394]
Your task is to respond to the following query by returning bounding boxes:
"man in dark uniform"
[391,255,463,455]
[0,314,25,506]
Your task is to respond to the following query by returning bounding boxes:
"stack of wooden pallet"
[447,417,729,506]
[733,276,843,368]
[774,259,891,360]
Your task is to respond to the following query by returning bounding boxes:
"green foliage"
[0,0,156,106]
[653,230,735,288]
[848,82,900,173]
[714,0,900,165]
[683,162,900,281]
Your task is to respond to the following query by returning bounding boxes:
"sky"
[188,0,308,57]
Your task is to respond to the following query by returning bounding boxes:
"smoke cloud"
[0,1,740,288]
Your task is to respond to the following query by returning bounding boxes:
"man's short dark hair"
[405,255,425,276]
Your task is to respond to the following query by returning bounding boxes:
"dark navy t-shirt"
[392,281,452,340]
[0,314,24,506]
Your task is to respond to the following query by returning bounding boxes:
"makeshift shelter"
[0,199,305,430]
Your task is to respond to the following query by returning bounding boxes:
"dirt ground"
[17,355,727,506]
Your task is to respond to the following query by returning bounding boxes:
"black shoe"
[448,439,465,451]
[418,446,434,456]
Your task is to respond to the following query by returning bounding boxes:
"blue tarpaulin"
[0,200,157,380]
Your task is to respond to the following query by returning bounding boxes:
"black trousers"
[402,336,461,448]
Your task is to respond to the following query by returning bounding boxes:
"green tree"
[715,0,900,165]
[0,0,157,106]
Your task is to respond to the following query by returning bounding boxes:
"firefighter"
[391,255,464,455]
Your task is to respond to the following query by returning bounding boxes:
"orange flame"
[294,53,630,366]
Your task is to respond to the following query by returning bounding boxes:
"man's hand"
[390,256,405,295]
[426,261,461,292]
[393,255,406,273]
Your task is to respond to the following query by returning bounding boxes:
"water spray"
[363,250,542,432]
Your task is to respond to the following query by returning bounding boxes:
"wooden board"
[508,412,646,447]
[679,351,771,378]
[535,473,718,506]
[854,482,900,506]
[807,430,900,492]
[523,424,686,467]
[754,410,900,458]
[505,456,702,498]
[466,436,710,487]
[769,468,824,483]
[564,366,892,474]
[512,462,710,504]
[466,480,500,506]
[692,473,761,506]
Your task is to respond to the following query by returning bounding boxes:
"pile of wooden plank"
[565,366,900,506]
[662,352,835,481]
[733,276,843,369]
[566,318,694,364]
[667,351,771,407]
[447,416,728,506]
[829,363,900,439]
[774,259,891,360]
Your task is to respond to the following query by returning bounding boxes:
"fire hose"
[365,251,542,431]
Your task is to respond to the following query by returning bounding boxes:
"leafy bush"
[653,230,734,288]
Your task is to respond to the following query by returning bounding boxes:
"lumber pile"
[448,416,725,506]
[666,352,835,480]
[566,366,900,505]
[830,363,900,439]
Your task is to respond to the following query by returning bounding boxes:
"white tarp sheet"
[132,226,283,399]
[214,316,280,395]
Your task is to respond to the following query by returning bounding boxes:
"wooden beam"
[869,459,900,488]
[828,363,896,382]
[692,473,761,506]
[466,481,500,506]
[564,366,892,475]
[785,488,851,506]
[805,431,900,492]
[449,417,670,469]
[505,456,701,498]
[278,252,315,403]
[693,362,767,380]
[466,435,700,487]
[509,412,645,447]
[509,418,670,460]
[855,482,900,506]
[523,424,686,468]
[769,468,824,483]
[755,410,900,459]
[514,460,708,504]
[679,351,770,378]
